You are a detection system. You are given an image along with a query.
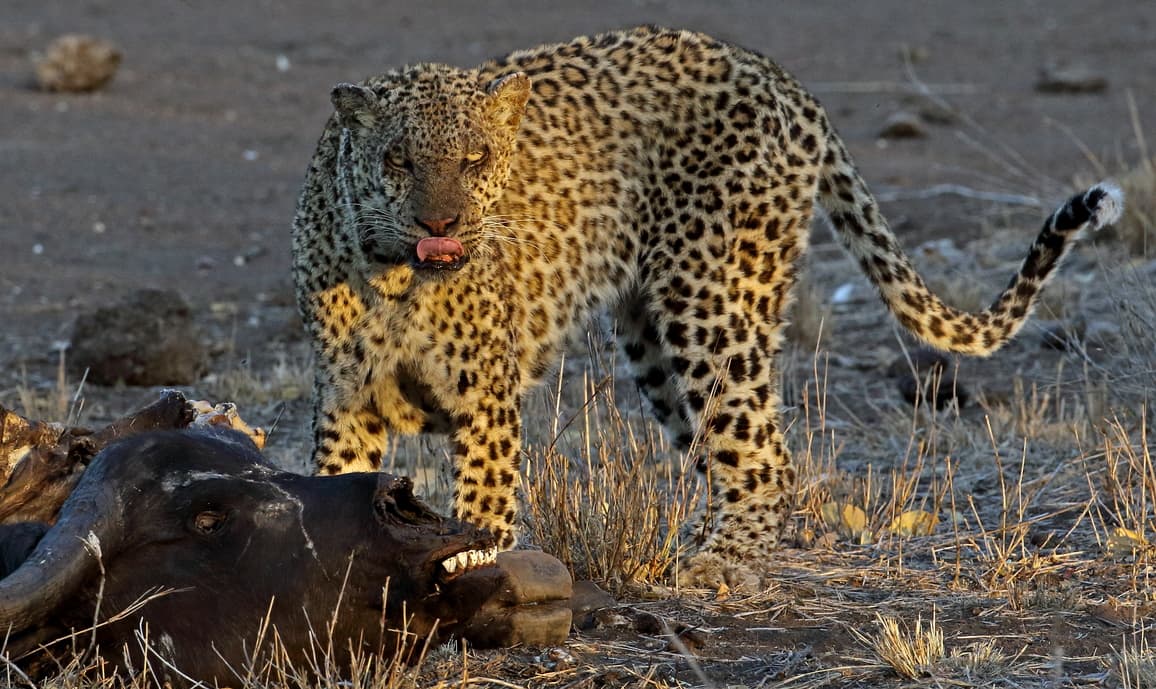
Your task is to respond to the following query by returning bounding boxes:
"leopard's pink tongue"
[415,237,464,263]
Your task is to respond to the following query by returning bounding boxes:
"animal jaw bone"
[441,546,499,576]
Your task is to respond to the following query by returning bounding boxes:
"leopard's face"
[331,67,531,275]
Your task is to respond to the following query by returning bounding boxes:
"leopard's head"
[330,64,531,275]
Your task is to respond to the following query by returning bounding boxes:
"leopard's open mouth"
[414,237,468,271]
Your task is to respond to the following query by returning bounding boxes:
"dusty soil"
[2,1,1155,686]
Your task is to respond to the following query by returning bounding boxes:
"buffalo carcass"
[0,423,571,683]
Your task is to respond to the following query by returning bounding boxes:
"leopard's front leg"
[311,363,389,474]
[308,315,432,476]
[447,372,523,550]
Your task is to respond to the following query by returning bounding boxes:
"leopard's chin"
[411,254,469,272]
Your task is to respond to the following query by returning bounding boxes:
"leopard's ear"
[485,72,531,132]
[331,83,378,128]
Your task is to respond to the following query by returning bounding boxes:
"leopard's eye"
[461,148,489,172]
[386,150,412,172]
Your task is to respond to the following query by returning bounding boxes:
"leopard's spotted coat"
[292,26,1123,583]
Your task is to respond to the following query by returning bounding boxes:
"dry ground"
[2,1,1156,687]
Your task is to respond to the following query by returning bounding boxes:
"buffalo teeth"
[441,547,499,575]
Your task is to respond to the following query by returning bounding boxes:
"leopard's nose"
[415,216,459,236]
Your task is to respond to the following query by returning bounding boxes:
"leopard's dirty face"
[330,66,530,274]
[292,26,1122,590]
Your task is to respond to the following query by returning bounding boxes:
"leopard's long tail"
[817,135,1124,356]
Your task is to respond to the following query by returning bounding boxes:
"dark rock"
[886,348,949,379]
[918,102,958,125]
[1035,65,1108,94]
[631,610,706,654]
[1037,318,1086,351]
[70,289,207,386]
[887,348,968,410]
[1085,320,1123,349]
[593,607,632,628]
[571,580,616,630]
[878,111,926,139]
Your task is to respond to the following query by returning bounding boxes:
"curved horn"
[0,457,122,634]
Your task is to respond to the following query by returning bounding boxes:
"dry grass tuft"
[16,350,87,427]
[942,639,1018,680]
[521,359,699,587]
[1088,414,1156,571]
[1115,634,1156,689]
[1108,264,1156,402]
[199,351,310,406]
[1111,156,1155,256]
[855,614,945,680]
[792,355,952,549]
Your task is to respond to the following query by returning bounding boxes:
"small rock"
[916,238,967,265]
[1037,318,1086,351]
[887,348,968,410]
[571,580,615,612]
[831,282,856,305]
[535,647,575,671]
[593,608,632,628]
[814,531,840,550]
[35,34,122,93]
[878,111,926,139]
[918,102,958,125]
[70,288,207,386]
[630,610,706,654]
[1035,64,1108,94]
[632,610,666,635]
[233,245,268,267]
[1029,528,1056,548]
[1085,320,1122,349]
[886,347,948,379]
[898,45,930,64]
[570,580,616,630]
[896,373,968,411]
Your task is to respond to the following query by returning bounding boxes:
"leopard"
[291,25,1123,586]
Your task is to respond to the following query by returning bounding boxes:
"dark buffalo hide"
[0,428,532,683]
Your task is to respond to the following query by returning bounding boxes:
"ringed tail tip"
[1087,181,1125,231]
